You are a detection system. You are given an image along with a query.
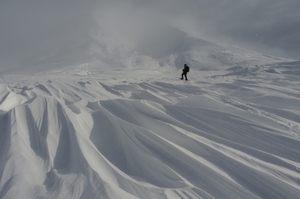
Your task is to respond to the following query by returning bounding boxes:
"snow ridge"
[1,63,300,199]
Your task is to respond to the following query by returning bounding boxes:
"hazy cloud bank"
[0,0,299,72]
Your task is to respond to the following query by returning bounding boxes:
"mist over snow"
[1,1,300,199]
[0,0,299,73]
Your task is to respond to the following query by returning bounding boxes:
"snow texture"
[1,51,300,199]
[0,32,300,199]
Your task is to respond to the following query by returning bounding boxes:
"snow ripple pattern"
[0,67,300,199]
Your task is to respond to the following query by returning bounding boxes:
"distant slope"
[1,23,292,75]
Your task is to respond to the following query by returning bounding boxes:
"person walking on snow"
[181,64,190,81]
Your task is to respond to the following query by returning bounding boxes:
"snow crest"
[1,64,300,199]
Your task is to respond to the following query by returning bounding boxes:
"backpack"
[185,65,190,72]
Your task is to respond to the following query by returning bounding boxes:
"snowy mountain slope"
[1,60,300,198]
[2,23,290,75]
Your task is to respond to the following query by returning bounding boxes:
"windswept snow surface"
[1,60,300,199]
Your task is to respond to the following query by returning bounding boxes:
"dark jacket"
[183,64,190,73]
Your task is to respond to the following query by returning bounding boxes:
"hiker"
[180,64,190,81]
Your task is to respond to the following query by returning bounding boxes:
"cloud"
[201,0,300,58]
[93,0,300,59]
[0,1,96,71]
[0,0,299,72]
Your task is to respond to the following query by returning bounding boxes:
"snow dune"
[1,60,300,199]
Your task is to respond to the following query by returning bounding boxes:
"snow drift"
[1,58,300,198]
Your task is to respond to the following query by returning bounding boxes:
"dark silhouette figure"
[181,64,190,81]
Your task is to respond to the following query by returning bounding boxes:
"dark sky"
[0,0,299,72]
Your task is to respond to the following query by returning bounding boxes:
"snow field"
[0,63,300,198]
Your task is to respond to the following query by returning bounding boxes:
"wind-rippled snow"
[1,62,300,199]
